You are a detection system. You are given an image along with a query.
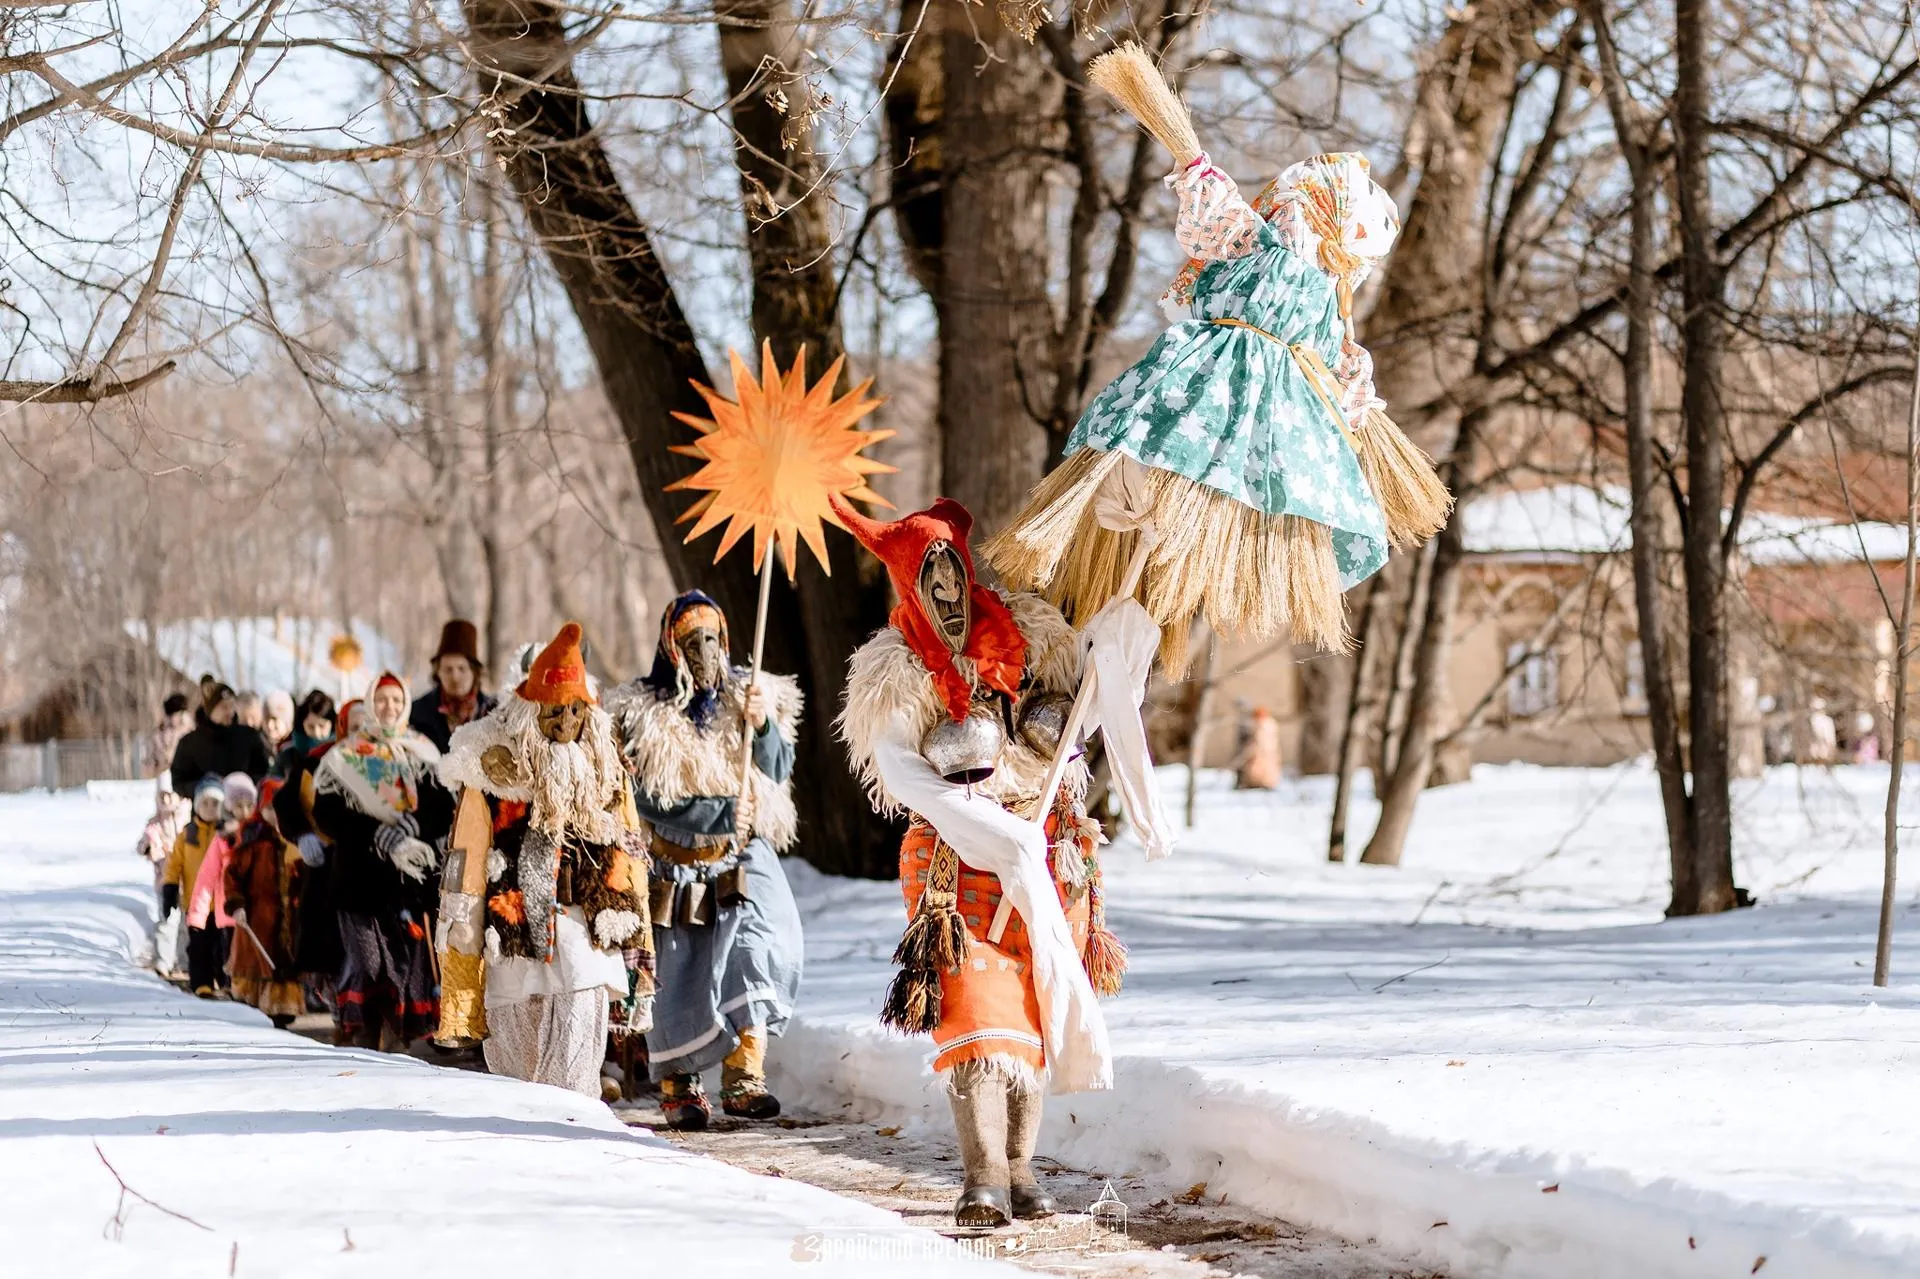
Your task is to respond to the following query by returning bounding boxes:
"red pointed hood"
[832,495,1025,721]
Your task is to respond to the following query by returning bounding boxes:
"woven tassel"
[1354,406,1452,549]
[893,890,970,974]
[1082,876,1128,997]
[881,967,942,1033]
[1083,925,1128,997]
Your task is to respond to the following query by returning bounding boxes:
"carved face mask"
[680,626,729,692]
[917,541,970,653]
[537,699,591,745]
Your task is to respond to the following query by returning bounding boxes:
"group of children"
[137,682,344,1025]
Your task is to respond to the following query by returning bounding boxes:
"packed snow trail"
[0,785,1011,1278]
[776,763,1920,1279]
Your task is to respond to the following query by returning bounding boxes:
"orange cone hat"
[520,622,593,705]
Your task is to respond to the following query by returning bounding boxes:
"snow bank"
[777,763,1920,1279]
[0,787,1014,1278]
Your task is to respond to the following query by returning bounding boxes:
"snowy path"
[777,764,1920,1279]
[629,1100,1436,1278]
[0,787,1010,1278]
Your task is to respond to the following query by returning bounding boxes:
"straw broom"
[1087,44,1201,167]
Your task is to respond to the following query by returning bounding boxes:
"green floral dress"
[1065,219,1388,588]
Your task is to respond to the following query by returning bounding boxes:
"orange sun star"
[666,342,896,578]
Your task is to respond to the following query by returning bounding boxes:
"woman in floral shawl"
[312,673,452,1049]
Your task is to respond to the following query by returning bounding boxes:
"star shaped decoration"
[667,342,896,578]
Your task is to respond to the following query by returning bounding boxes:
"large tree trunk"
[463,0,900,877]
[1311,0,1557,820]
[932,9,1058,538]
[1589,1,1696,906]
[1327,575,1386,862]
[717,0,900,872]
[1670,0,1740,914]
[717,0,844,374]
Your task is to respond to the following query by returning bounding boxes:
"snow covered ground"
[0,783,1014,1278]
[777,762,1920,1279]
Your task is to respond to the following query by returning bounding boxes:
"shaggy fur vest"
[604,668,803,853]
[838,590,1086,820]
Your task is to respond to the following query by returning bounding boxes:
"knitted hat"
[519,622,592,706]
[431,619,482,667]
[223,772,258,811]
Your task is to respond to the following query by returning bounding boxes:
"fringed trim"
[1082,871,1127,997]
[880,837,967,1036]
[944,1052,1048,1095]
[605,670,802,851]
[983,446,1356,674]
[1353,406,1452,549]
[839,594,1088,820]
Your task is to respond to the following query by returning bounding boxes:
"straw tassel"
[983,449,1354,674]
[881,967,942,1033]
[1352,406,1453,549]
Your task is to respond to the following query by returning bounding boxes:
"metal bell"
[920,709,1006,785]
[1015,692,1074,757]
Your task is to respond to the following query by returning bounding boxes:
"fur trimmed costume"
[433,623,655,1097]
[605,590,805,1124]
[833,495,1159,1227]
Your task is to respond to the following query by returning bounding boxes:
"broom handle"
[1031,534,1155,815]
[987,534,1155,946]
[732,554,777,842]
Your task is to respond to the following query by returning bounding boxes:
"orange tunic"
[898,811,1093,1074]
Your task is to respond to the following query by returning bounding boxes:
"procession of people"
[129,118,1427,1227]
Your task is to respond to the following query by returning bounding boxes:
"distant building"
[1166,483,1912,776]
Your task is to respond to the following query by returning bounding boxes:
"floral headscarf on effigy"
[641,590,733,729]
[314,672,441,823]
[1162,151,1401,325]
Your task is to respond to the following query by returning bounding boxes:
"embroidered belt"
[1208,317,1358,448]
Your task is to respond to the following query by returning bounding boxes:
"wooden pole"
[731,553,777,842]
[1874,330,1920,986]
[987,533,1154,945]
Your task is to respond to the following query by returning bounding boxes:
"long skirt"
[646,837,803,1081]
[335,911,437,1041]
[483,990,611,1096]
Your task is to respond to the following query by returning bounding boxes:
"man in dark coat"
[169,683,272,798]
[408,619,495,753]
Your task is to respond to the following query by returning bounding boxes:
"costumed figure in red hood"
[834,495,1170,1228]
[434,622,655,1096]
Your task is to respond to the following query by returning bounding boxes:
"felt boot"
[661,1072,711,1131]
[948,1061,1012,1228]
[721,1026,780,1119]
[1005,1079,1056,1218]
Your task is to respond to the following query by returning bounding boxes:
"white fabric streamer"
[872,716,1113,1095]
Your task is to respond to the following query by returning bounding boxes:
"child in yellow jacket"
[164,776,231,997]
